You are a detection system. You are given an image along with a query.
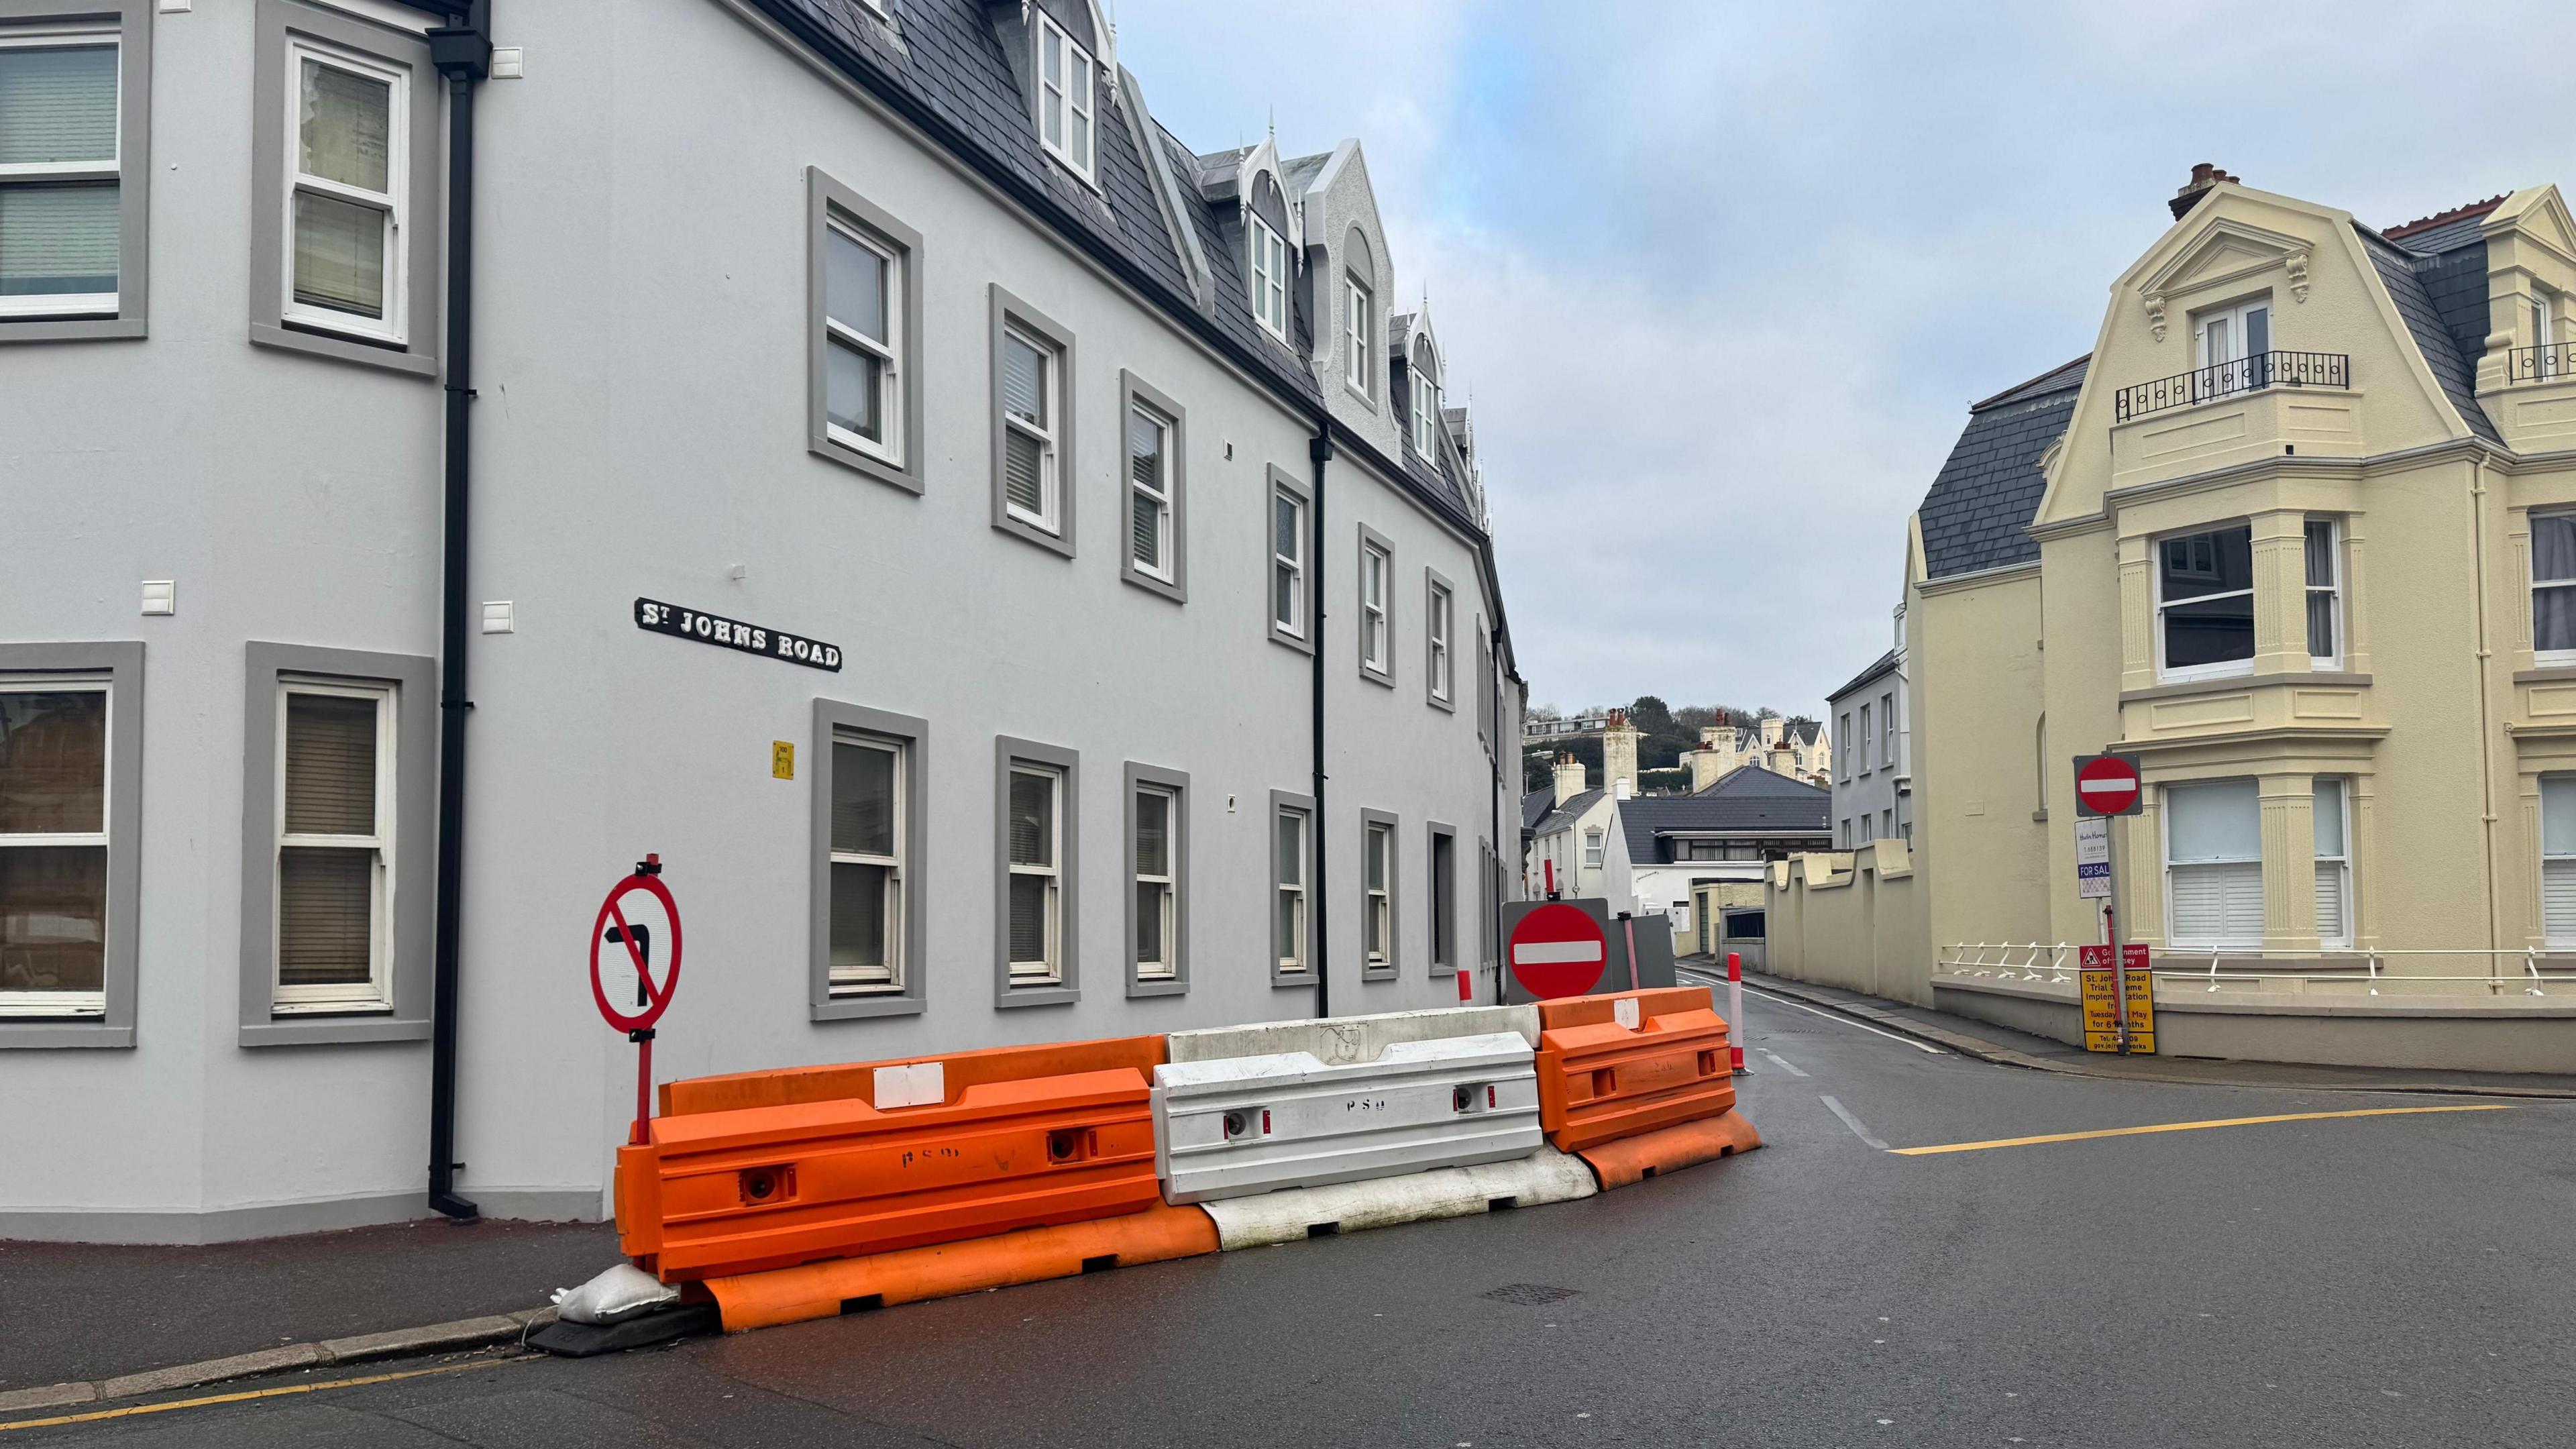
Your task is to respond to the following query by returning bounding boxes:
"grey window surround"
[806,167,925,495]
[1269,788,1313,988]
[994,735,1078,1007]
[1426,819,1457,977]
[1423,567,1456,713]
[1267,465,1313,655]
[810,698,928,1021]
[249,0,442,378]
[238,643,433,1045]
[0,642,143,1047]
[1356,523,1395,688]
[1122,761,1187,998]
[989,284,1077,558]
[1117,370,1187,603]
[0,0,150,344]
[1359,807,1399,981]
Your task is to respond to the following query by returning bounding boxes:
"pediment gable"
[2488,185,2576,269]
[2135,217,2314,341]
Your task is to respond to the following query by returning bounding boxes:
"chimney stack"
[2169,162,2240,221]
[1552,753,1587,807]
[1601,708,1641,802]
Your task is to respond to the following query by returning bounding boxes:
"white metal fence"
[1933,943,2576,997]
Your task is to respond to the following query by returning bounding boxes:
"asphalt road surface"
[15,989,2573,1448]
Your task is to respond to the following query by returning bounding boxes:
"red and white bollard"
[1726,950,1747,1075]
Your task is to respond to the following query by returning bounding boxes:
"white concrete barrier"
[1152,1030,1542,1204]
[1163,1004,1540,1065]
[1199,1146,1597,1249]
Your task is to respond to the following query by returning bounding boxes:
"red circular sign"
[1509,903,1610,1000]
[2075,755,2143,816]
[590,871,682,1033]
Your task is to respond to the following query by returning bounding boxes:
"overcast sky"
[1110,1,2574,718]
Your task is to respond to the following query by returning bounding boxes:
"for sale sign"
[2075,816,2111,900]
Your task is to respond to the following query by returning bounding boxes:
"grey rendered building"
[1828,616,1910,848]
[0,0,1522,1240]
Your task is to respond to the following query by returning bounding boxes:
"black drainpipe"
[1308,427,1333,1020]
[426,3,490,1224]
[1487,631,1504,1005]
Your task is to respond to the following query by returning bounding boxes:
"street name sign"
[2073,754,2143,817]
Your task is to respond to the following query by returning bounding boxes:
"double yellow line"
[0,1355,529,1434]
[1890,1103,2514,1157]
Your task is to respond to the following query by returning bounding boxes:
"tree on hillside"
[1625,696,1674,736]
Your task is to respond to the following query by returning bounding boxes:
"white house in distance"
[1603,766,1832,956]
[1523,756,1614,900]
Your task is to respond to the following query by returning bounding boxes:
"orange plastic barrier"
[618,1036,1167,1283]
[705,1201,1220,1330]
[1535,987,1736,1154]
[1578,1112,1763,1189]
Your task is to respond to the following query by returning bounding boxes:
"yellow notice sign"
[771,741,796,780]
[2080,953,2121,1053]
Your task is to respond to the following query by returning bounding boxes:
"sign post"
[590,854,682,1144]
[2072,754,2147,1055]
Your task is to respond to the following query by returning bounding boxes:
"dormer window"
[1034,12,1093,182]
[1411,341,1442,456]
[1246,211,1288,342]
[1342,274,1371,396]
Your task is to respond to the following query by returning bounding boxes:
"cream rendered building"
[1903,168,2576,1069]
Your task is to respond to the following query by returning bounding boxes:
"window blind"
[277,845,372,985]
[1008,771,1053,867]
[292,191,385,317]
[2314,862,2345,943]
[0,44,117,166]
[1134,791,1169,877]
[1003,430,1045,516]
[0,183,117,297]
[284,693,378,837]
[1001,333,1044,424]
[298,60,389,193]
[2169,861,2261,946]
[1008,875,1048,963]
[1131,490,1160,570]
[1135,881,1165,966]
[0,690,105,834]
[2545,860,2576,947]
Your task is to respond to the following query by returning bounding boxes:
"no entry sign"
[1508,902,1609,1000]
[2073,754,2143,817]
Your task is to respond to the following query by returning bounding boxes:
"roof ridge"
[1970,354,2091,413]
[2383,194,2508,241]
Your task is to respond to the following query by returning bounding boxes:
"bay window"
[2305,519,2341,668]
[2312,777,2349,949]
[2156,524,2255,680]
[2534,513,2576,664]
[2164,779,2262,948]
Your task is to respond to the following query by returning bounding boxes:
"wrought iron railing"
[2112,350,2349,422]
[2507,340,2576,384]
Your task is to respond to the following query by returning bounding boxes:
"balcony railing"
[2112,350,2350,422]
[2507,339,2576,384]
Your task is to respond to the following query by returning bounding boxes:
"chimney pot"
[2170,162,2241,221]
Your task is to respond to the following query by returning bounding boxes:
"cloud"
[1110,0,2576,715]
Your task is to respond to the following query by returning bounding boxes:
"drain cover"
[1483,1283,1580,1305]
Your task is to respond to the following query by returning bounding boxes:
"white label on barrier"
[874,1061,946,1108]
[1613,998,1642,1030]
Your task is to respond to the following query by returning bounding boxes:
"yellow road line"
[0,1354,529,1434]
[1889,1103,2515,1157]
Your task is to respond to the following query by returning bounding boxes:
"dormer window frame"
[1411,340,1442,457]
[1033,9,1095,185]
[1246,210,1289,343]
[1342,272,1371,398]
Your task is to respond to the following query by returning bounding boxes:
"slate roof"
[1829,649,1900,703]
[1531,789,1605,839]
[1618,769,1831,863]
[1916,356,2088,580]
[1521,788,1554,833]
[2360,221,2504,444]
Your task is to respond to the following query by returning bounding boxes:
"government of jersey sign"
[634,598,842,671]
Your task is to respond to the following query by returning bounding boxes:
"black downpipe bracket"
[427,6,490,1224]
[1308,427,1332,1020]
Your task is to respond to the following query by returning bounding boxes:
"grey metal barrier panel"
[1150,1032,1542,1205]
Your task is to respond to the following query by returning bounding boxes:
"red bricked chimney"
[2170,162,2241,221]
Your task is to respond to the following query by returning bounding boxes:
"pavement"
[0,1218,616,1396]
[8,985,2573,1446]
[1692,960,2576,1098]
